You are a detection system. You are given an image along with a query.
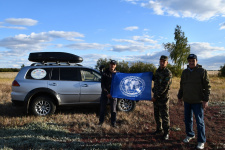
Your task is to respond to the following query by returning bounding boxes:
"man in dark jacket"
[99,60,118,127]
[178,54,211,150]
[152,55,172,140]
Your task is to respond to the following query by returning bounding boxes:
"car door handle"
[49,83,57,86]
[82,84,88,87]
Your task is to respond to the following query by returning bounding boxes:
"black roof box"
[28,52,83,63]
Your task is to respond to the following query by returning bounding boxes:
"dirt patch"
[78,103,225,149]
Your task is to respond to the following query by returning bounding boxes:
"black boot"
[153,129,163,135]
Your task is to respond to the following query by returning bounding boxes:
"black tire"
[30,96,56,116]
[117,99,136,112]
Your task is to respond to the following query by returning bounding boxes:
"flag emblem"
[111,72,153,101]
[119,76,145,97]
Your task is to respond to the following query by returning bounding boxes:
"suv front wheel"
[117,99,136,112]
[30,96,56,116]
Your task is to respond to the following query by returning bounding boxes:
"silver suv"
[11,54,136,116]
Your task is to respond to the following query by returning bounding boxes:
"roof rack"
[30,62,82,66]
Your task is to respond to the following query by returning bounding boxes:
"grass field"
[0,72,224,149]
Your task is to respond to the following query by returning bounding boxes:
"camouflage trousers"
[153,99,170,133]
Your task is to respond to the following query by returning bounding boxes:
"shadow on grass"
[0,102,27,117]
[56,104,100,116]
[0,102,100,117]
[0,122,121,150]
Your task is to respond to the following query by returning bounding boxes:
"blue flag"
[111,72,153,101]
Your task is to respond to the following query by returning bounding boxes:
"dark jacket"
[101,68,116,95]
[177,64,211,104]
[153,67,172,100]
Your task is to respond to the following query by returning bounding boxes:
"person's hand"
[151,97,156,103]
[202,101,208,109]
[178,99,183,106]
[107,94,112,99]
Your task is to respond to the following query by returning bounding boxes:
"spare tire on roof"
[28,52,83,63]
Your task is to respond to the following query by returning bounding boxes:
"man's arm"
[202,70,211,109]
[177,71,184,100]
[101,73,109,95]
[202,70,211,102]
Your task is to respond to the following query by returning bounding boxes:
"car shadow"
[0,102,101,117]
[0,102,27,117]
[55,104,100,116]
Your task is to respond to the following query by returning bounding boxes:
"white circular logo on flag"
[119,76,145,97]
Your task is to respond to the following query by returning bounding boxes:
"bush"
[219,64,225,77]
[95,59,156,73]
[129,61,156,73]
[167,64,183,77]
[95,58,130,73]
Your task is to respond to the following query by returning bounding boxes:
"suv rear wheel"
[117,99,136,112]
[30,96,56,116]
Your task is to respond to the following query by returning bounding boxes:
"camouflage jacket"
[177,64,211,103]
[153,67,172,99]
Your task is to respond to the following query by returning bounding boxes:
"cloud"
[123,0,139,5]
[111,34,160,52]
[5,18,38,26]
[188,42,225,69]
[113,39,139,44]
[114,50,170,68]
[132,35,157,43]
[117,42,225,70]
[66,43,109,50]
[0,31,85,56]
[125,44,225,70]
[48,31,84,41]
[124,26,139,31]
[190,42,225,58]
[142,0,164,15]
[0,26,27,30]
[199,55,225,70]
[219,22,225,30]
[126,0,225,21]
[81,53,108,67]
[111,44,160,52]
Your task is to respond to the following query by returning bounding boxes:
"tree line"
[0,68,20,72]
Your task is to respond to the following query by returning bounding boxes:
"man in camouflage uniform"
[152,55,172,140]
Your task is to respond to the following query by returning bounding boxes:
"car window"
[81,69,101,82]
[26,68,51,80]
[51,68,59,80]
[59,68,81,81]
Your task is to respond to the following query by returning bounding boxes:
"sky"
[0,0,225,70]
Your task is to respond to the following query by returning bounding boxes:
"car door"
[48,68,81,104]
[79,68,101,103]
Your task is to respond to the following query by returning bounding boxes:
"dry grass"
[0,72,224,149]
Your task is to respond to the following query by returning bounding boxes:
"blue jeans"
[184,102,206,143]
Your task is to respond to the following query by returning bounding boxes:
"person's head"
[159,55,168,69]
[109,60,117,71]
[187,54,197,69]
